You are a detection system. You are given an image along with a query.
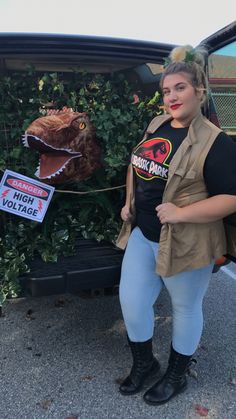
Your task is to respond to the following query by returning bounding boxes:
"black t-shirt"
[131,121,236,242]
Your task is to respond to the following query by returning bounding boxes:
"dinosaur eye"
[79,122,86,130]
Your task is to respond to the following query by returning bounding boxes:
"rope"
[0,167,125,194]
[55,184,125,195]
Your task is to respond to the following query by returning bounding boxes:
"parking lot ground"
[0,268,235,419]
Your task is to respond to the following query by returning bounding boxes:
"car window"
[208,41,236,138]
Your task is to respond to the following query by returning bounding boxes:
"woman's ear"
[196,85,205,101]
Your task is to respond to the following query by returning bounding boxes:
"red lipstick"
[170,104,182,110]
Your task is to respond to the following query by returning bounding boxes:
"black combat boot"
[143,345,192,405]
[119,337,161,395]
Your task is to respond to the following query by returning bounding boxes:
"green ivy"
[0,66,162,305]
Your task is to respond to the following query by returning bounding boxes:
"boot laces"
[186,358,197,375]
[166,356,196,383]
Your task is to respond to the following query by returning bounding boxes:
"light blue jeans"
[119,226,213,355]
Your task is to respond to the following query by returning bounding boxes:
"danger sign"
[0,170,55,222]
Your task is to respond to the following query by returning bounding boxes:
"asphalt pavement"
[0,267,235,419]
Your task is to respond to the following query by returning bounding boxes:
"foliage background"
[0,67,162,304]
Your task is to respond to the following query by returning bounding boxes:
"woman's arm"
[156,195,236,224]
[121,164,133,221]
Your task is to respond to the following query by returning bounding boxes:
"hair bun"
[169,45,205,68]
[170,45,193,62]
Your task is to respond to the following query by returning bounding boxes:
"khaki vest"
[116,112,236,277]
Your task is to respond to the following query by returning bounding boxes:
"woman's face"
[162,72,203,127]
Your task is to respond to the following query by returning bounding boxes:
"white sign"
[0,170,55,222]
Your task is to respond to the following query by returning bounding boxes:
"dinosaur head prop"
[22,112,101,184]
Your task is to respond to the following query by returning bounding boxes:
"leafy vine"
[0,67,162,305]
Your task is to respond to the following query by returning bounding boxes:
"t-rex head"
[22,112,101,184]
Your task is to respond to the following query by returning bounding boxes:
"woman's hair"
[160,45,208,102]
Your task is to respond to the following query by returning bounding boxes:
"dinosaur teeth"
[34,162,40,177]
[35,153,82,180]
[22,135,29,147]
[50,163,68,177]
[24,133,76,153]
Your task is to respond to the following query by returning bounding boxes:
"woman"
[116,45,236,405]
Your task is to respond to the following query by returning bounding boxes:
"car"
[0,22,235,299]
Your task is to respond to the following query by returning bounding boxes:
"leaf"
[199,344,208,351]
[188,367,198,380]
[80,375,95,381]
[0,291,7,307]
[163,57,171,68]
[26,308,36,320]
[26,308,33,316]
[54,298,66,307]
[230,376,236,385]
[38,399,53,410]
[185,50,196,63]
[194,404,209,416]
[9,147,22,159]
[115,377,124,385]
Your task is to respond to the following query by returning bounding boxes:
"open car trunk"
[0,34,175,297]
[0,22,235,297]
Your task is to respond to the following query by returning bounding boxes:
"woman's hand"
[121,205,132,221]
[156,203,182,224]
[157,195,236,224]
